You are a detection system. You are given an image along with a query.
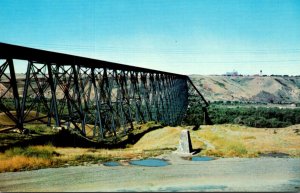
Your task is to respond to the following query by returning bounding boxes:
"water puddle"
[191,156,215,161]
[259,152,289,158]
[129,158,169,167]
[118,185,227,192]
[103,161,121,167]
[158,184,227,192]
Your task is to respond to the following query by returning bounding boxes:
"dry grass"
[54,147,141,161]
[0,144,59,172]
[0,111,48,127]
[132,125,206,151]
[0,125,191,172]
[194,124,300,157]
[1,123,299,172]
[0,121,166,172]
[0,112,15,126]
[0,155,52,172]
[5,145,58,158]
[132,126,182,150]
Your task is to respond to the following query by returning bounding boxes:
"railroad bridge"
[0,43,209,141]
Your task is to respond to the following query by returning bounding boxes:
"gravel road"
[0,154,300,192]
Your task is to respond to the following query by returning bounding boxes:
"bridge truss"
[0,43,209,140]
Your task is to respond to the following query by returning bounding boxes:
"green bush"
[186,104,300,128]
[5,146,59,159]
[74,154,112,164]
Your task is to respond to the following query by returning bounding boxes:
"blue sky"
[1,0,300,75]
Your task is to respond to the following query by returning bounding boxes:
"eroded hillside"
[189,75,300,103]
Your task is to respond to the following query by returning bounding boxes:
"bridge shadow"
[51,124,164,149]
[0,125,164,152]
[192,148,202,155]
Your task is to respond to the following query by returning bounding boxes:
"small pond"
[103,161,121,167]
[191,156,215,161]
[129,158,169,167]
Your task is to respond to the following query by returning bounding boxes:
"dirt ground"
[0,153,299,192]
[0,124,300,191]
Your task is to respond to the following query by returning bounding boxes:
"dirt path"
[192,134,215,149]
[0,154,299,192]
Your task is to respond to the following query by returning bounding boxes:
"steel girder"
[0,43,209,140]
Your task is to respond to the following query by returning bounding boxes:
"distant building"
[291,103,296,108]
[225,70,239,76]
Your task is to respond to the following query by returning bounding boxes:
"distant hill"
[1,74,300,104]
[189,75,300,104]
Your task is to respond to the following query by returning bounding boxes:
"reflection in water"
[103,161,121,166]
[191,156,215,161]
[129,158,169,167]
[118,185,227,192]
[158,184,227,192]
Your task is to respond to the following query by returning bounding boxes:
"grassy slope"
[0,123,299,172]
[195,124,300,157]
[130,124,300,157]
[132,126,205,151]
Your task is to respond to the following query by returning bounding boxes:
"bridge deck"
[0,42,186,78]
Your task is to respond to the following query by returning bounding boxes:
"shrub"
[224,143,248,156]
[202,149,224,157]
[73,154,111,164]
[188,105,300,128]
[5,145,59,159]
[74,154,98,162]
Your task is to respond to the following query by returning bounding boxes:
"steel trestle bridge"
[0,43,209,141]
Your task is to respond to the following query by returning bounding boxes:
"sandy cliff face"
[189,75,300,103]
[0,83,13,98]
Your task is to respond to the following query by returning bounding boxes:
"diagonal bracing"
[0,43,210,140]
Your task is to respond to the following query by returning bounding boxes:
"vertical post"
[140,72,151,122]
[114,70,127,134]
[91,68,104,139]
[163,75,172,124]
[7,59,22,130]
[149,74,157,122]
[103,68,117,137]
[72,65,85,135]
[136,72,145,123]
[0,60,19,125]
[121,70,134,131]
[20,61,32,125]
[155,74,162,123]
[180,77,189,124]
[47,64,60,126]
